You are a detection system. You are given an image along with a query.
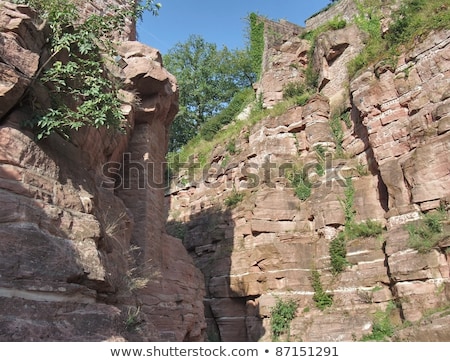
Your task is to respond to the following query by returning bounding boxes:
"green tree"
[164,35,255,152]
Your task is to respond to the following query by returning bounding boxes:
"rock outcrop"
[0,1,205,341]
[166,6,450,341]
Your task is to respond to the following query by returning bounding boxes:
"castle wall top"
[258,16,304,51]
[305,0,358,31]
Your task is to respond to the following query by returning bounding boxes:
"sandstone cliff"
[0,1,205,341]
[166,2,450,341]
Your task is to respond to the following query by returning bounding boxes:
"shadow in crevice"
[166,204,265,342]
[350,103,389,212]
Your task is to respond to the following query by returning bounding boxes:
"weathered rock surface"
[0,1,205,342]
[314,24,367,109]
[254,17,307,109]
[166,19,450,342]
[0,1,47,119]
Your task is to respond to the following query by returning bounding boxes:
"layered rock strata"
[0,1,205,341]
[166,22,450,341]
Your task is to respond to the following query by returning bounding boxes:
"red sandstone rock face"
[351,30,450,214]
[253,17,308,109]
[0,1,205,341]
[0,2,47,119]
[314,24,367,110]
[166,26,450,342]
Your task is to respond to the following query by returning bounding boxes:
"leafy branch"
[15,0,161,139]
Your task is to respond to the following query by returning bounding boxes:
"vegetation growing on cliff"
[286,165,312,201]
[297,15,347,100]
[310,270,333,310]
[15,0,161,139]
[329,110,350,158]
[282,81,313,107]
[270,297,298,341]
[248,12,265,79]
[360,302,396,341]
[224,188,245,208]
[162,1,450,342]
[349,0,450,78]
[331,178,384,274]
[406,207,449,253]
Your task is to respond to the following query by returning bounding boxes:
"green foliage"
[198,87,254,142]
[356,162,369,176]
[287,166,312,201]
[310,270,333,311]
[329,179,355,274]
[330,233,348,275]
[226,139,237,155]
[341,178,356,225]
[328,16,347,31]
[295,92,313,106]
[361,302,396,341]
[304,64,319,91]
[348,1,384,79]
[342,111,352,128]
[224,189,244,208]
[294,181,311,201]
[17,0,161,139]
[314,144,326,160]
[315,163,325,177]
[386,0,427,46]
[124,306,142,332]
[349,0,450,79]
[301,16,347,41]
[330,178,384,274]
[199,118,224,142]
[165,36,255,151]
[248,13,265,79]
[406,208,448,253]
[166,96,294,183]
[329,112,345,157]
[331,220,383,274]
[283,81,313,106]
[166,220,187,241]
[270,297,298,341]
[221,154,230,168]
[347,219,384,238]
[314,145,326,176]
[283,81,306,98]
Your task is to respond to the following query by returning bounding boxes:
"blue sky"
[137,0,331,54]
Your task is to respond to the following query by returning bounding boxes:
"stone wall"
[261,17,304,54]
[305,0,359,31]
[255,17,305,108]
